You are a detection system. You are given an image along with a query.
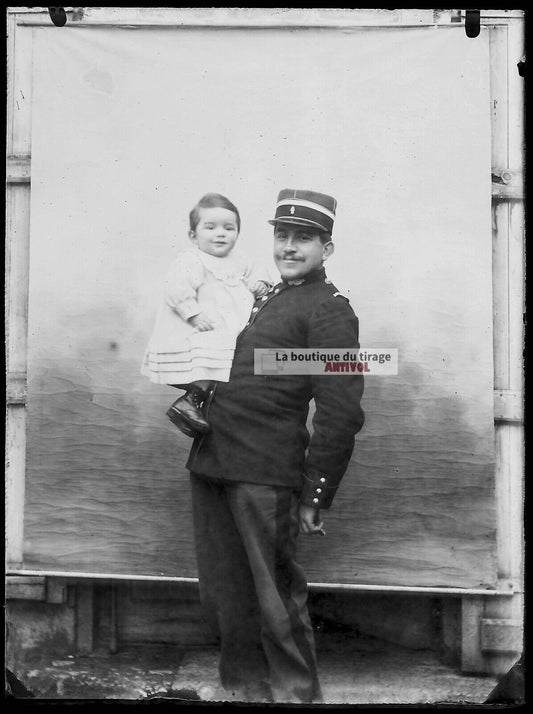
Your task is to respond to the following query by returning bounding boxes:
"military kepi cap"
[268,189,337,234]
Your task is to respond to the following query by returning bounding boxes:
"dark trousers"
[190,472,322,704]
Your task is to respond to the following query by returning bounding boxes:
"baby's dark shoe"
[166,408,201,438]
[166,386,210,433]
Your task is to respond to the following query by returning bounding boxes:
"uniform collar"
[280,267,327,287]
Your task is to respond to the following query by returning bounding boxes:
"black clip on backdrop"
[465,9,480,38]
[48,7,67,27]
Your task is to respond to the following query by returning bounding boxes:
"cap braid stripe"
[276,198,336,221]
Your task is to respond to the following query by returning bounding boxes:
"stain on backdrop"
[25,24,495,587]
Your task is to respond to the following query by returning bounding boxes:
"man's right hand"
[298,503,325,536]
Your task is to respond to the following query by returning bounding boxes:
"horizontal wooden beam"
[308,582,515,597]
[6,575,46,601]
[492,183,524,201]
[6,569,516,596]
[13,8,446,27]
[12,7,523,28]
[6,575,69,604]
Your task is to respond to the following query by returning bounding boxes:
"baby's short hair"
[189,193,241,232]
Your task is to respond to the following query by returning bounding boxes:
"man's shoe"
[166,407,201,438]
[167,387,210,433]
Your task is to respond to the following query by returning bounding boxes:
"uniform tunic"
[141,247,264,385]
[187,266,365,509]
[185,266,365,703]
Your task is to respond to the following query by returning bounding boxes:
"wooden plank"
[461,596,485,673]
[483,593,524,676]
[3,569,517,596]
[441,598,460,663]
[491,181,523,201]
[5,14,32,569]
[490,26,510,389]
[109,584,118,653]
[5,182,30,563]
[480,10,525,19]
[16,7,523,27]
[5,11,16,151]
[487,19,525,680]
[504,17,525,591]
[7,7,55,14]
[481,619,523,653]
[9,21,33,155]
[508,201,525,394]
[6,575,46,601]
[490,21,525,587]
[490,23,524,573]
[11,6,522,25]
[118,582,216,646]
[45,578,68,604]
[76,584,94,654]
[5,183,31,376]
[495,429,515,584]
[507,18,526,169]
[5,405,27,567]
[15,7,452,28]
[508,425,524,583]
[319,593,436,650]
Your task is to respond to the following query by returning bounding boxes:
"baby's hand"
[252,281,270,298]
[189,313,216,332]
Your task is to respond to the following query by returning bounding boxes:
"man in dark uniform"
[185,189,365,703]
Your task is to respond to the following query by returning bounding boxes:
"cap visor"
[268,216,329,232]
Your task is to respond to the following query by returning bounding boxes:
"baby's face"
[189,207,239,258]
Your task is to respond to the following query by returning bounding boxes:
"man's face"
[273,224,334,281]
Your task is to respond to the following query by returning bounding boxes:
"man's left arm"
[300,296,365,513]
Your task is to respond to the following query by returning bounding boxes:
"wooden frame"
[5,7,524,674]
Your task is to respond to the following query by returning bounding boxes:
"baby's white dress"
[141,247,263,385]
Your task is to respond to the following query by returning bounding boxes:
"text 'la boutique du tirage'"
[254,349,398,375]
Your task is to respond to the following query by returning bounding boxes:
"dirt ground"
[7,630,504,706]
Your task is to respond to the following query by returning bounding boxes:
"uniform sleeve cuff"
[300,469,337,510]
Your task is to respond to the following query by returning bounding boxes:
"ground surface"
[8,631,500,706]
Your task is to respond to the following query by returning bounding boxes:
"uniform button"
[312,498,319,504]
[316,488,322,494]
[274,288,279,294]
[252,307,259,312]
[261,295,268,300]
[320,477,326,484]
